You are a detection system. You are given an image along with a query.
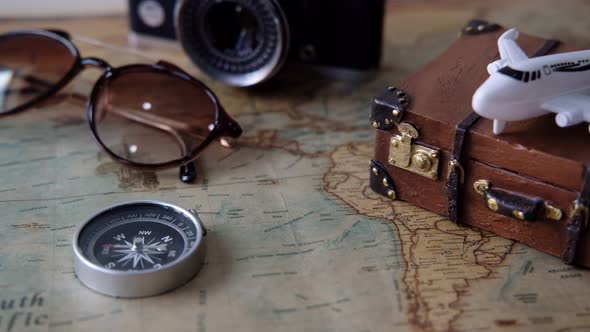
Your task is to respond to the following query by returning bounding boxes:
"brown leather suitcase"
[369,20,590,267]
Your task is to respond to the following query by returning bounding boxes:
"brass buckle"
[570,201,589,228]
[448,159,465,185]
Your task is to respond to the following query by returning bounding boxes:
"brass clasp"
[448,159,465,185]
[388,122,440,180]
[570,201,589,227]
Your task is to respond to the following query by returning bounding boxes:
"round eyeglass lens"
[92,68,217,166]
[0,32,76,114]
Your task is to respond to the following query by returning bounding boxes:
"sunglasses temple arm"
[47,29,71,40]
[105,107,201,183]
[178,108,241,183]
[180,108,241,183]
[216,107,243,145]
[1,72,87,104]
[179,162,197,184]
[0,72,53,96]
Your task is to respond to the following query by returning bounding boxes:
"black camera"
[129,0,385,87]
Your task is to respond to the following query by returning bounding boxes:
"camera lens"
[205,3,258,57]
[176,0,289,87]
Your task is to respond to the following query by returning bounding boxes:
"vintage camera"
[129,0,385,87]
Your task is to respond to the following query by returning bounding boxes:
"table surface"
[1,1,590,332]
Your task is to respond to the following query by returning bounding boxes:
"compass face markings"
[78,203,199,272]
[92,221,185,271]
[111,236,168,269]
[73,201,207,298]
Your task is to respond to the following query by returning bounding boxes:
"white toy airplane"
[472,28,590,134]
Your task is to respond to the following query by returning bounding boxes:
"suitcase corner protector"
[370,159,398,200]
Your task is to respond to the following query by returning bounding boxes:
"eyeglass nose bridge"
[81,57,112,72]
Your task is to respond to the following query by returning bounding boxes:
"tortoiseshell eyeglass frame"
[0,29,242,183]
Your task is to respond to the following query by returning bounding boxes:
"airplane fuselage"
[473,49,590,122]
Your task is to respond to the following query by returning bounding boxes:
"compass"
[73,200,207,298]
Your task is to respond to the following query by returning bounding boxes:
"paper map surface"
[1,1,590,331]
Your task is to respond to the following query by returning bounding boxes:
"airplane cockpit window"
[498,66,524,81]
[498,67,542,82]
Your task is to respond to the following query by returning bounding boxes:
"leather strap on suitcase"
[562,166,590,264]
[445,38,561,224]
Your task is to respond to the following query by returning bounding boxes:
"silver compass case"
[73,200,207,298]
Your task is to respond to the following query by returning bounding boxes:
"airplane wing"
[541,93,590,127]
[497,28,529,64]
[486,28,529,74]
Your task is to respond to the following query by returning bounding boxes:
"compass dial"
[78,203,197,271]
[73,201,206,298]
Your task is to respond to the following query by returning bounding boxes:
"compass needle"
[132,254,141,268]
[141,253,155,264]
[117,252,136,263]
[113,249,134,254]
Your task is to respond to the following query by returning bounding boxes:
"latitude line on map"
[0,173,323,203]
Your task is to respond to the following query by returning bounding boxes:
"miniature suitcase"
[369,20,590,267]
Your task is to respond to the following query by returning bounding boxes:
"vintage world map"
[1,1,590,331]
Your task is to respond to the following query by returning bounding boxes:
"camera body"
[129,0,177,40]
[129,0,385,86]
[277,0,385,71]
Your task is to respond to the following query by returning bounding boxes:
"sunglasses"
[0,29,242,183]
